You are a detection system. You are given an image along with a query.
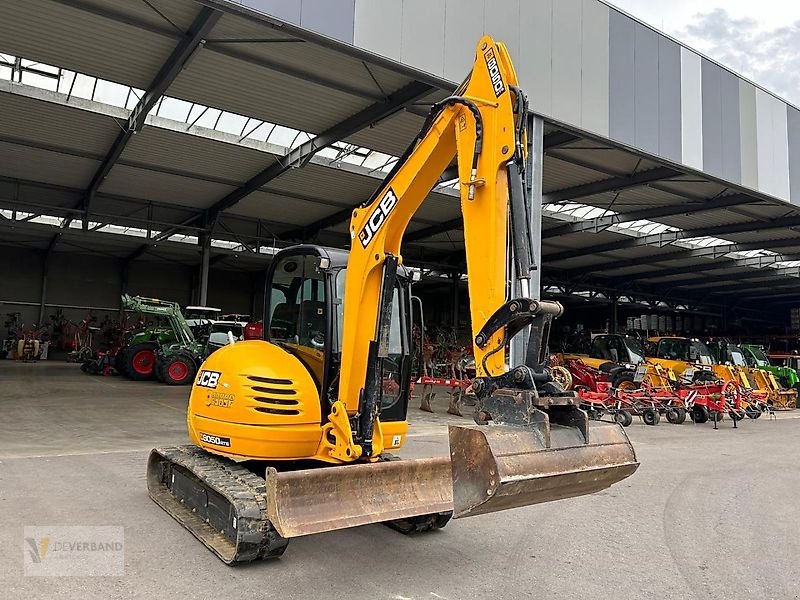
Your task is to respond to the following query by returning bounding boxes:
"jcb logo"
[196,370,221,389]
[484,48,505,97]
[358,188,398,248]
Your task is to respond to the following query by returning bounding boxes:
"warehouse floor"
[1,361,799,600]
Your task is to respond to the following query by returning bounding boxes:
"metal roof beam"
[608,253,800,284]
[405,217,462,243]
[544,166,681,204]
[545,215,800,263]
[554,235,800,276]
[290,165,462,241]
[543,131,580,150]
[147,80,434,244]
[702,277,800,296]
[542,193,753,238]
[79,6,222,227]
[200,81,433,223]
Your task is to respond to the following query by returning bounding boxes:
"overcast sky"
[607,1,800,105]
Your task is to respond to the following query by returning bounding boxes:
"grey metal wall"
[0,246,259,327]
[238,0,800,206]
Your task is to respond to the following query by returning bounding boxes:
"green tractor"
[118,295,207,385]
[740,344,800,392]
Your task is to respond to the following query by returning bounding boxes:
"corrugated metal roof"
[344,110,427,158]
[0,141,100,188]
[543,155,608,193]
[549,146,660,177]
[225,190,342,226]
[0,0,176,89]
[169,48,369,134]
[0,90,120,154]
[100,164,235,207]
[120,126,276,185]
[658,210,756,231]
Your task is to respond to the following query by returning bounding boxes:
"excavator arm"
[314,36,638,516]
[337,38,521,456]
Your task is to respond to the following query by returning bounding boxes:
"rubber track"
[380,453,453,534]
[148,445,288,565]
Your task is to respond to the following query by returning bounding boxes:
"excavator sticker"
[358,188,398,248]
[196,370,221,388]
[199,433,231,447]
[484,48,505,97]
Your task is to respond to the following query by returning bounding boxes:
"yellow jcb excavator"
[147,36,638,564]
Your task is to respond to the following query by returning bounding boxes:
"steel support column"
[511,114,544,365]
[198,232,211,306]
[451,273,460,328]
[610,294,619,333]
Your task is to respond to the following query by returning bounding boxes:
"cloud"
[681,8,800,105]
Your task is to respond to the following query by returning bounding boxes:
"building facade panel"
[443,0,485,81]
[657,36,681,164]
[353,0,402,61]
[789,106,800,205]
[701,58,723,179]
[633,23,660,155]
[739,80,759,190]
[401,0,447,77]
[719,67,742,184]
[241,0,300,24]
[608,10,636,147]
[485,0,520,69]
[680,47,703,171]
[518,0,553,118]
[550,0,583,126]
[300,0,355,43]
[580,0,610,137]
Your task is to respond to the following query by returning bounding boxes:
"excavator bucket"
[449,395,638,518]
[266,457,453,538]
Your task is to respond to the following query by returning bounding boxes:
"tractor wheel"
[666,408,685,424]
[673,407,687,424]
[113,350,126,374]
[691,404,709,424]
[153,357,166,383]
[614,410,633,427]
[612,372,637,391]
[642,409,660,426]
[122,343,158,380]
[158,353,197,386]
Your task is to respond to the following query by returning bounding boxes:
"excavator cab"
[264,245,413,426]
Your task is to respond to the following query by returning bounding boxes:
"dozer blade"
[265,457,453,538]
[449,396,638,518]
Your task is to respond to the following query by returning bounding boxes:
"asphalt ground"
[1,361,798,600]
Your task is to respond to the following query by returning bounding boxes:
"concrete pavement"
[1,362,798,599]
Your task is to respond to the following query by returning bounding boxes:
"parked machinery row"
[80,295,247,385]
[554,334,796,430]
